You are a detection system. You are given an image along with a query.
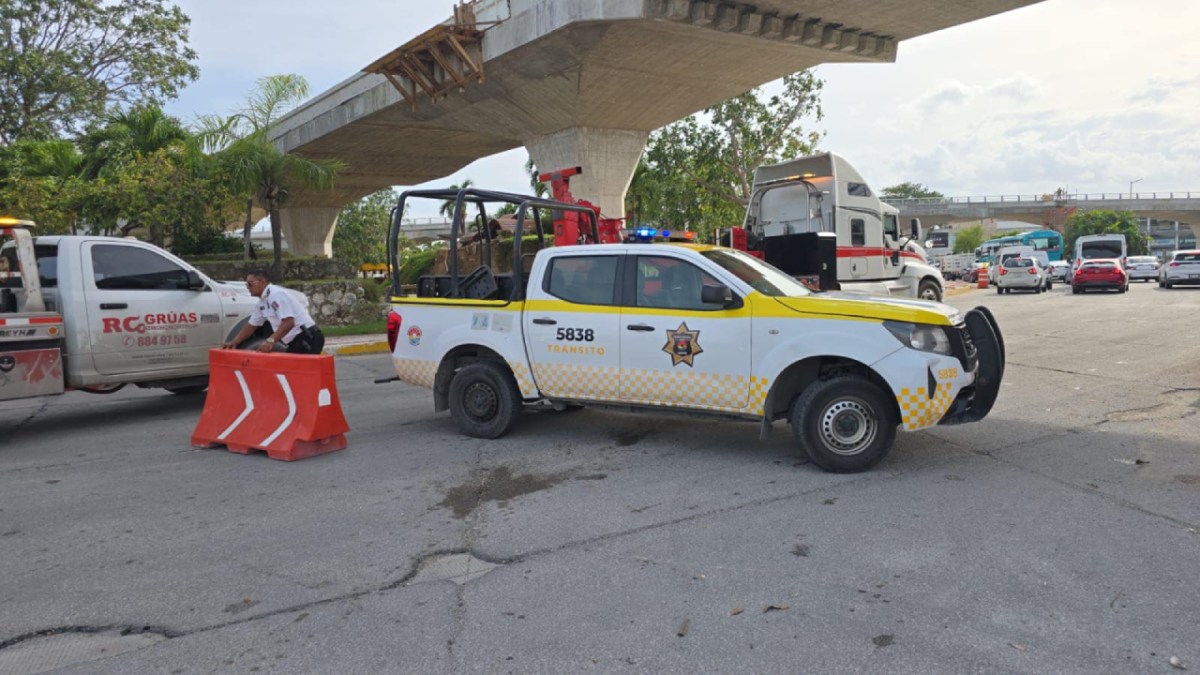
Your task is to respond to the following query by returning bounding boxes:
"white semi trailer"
[741,152,945,302]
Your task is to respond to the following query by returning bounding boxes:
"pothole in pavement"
[408,552,500,586]
[0,628,169,674]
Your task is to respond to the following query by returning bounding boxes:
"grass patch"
[322,318,388,337]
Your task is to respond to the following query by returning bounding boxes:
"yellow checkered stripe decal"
[508,361,537,398]
[896,384,955,431]
[394,357,438,389]
[530,362,769,416]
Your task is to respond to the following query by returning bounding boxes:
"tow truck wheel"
[448,361,522,439]
[918,279,942,302]
[790,375,897,473]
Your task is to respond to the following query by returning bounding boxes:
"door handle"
[626,324,655,332]
[100,303,127,310]
[532,318,557,325]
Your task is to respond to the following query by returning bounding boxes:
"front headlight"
[884,321,952,355]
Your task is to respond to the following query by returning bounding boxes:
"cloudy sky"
[166,0,1200,215]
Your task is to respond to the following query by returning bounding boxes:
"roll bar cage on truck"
[383,187,1005,472]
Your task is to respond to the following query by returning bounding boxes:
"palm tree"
[79,106,191,180]
[439,178,474,217]
[197,75,343,273]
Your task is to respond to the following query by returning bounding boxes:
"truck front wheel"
[448,361,523,439]
[790,375,897,473]
[918,279,942,302]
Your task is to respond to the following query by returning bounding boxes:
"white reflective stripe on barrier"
[261,374,297,447]
[318,388,331,407]
[218,370,255,440]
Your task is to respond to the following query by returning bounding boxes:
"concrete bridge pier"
[280,206,342,257]
[525,127,650,220]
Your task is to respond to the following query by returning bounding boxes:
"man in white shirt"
[222,269,325,354]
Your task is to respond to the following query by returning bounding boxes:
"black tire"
[918,279,942,302]
[79,383,126,395]
[448,361,523,439]
[166,384,208,395]
[996,286,1003,295]
[790,375,897,473]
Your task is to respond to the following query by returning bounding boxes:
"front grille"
[950,322,978,372]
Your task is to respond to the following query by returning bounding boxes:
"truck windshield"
[699,249,811,297]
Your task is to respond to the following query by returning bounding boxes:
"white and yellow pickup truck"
[387,239,1004,473]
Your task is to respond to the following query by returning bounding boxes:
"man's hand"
[221,341,237,350]
[256,341,275,353]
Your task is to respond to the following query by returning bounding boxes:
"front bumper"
[938,307,1004,426]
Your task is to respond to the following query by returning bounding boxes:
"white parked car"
[995,257,1046,294]
[1158,250,1200,288]
[1126,255,1160,281]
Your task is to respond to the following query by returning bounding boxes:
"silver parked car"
[995,257,1046,294]
[1047,260,1071,282]
[1126,255,1160,281]
[1159,250,1200,288]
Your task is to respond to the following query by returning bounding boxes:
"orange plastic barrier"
[191,349,349,461]
[977,273,989,289]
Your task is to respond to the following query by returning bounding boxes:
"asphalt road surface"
[1,282,1197,673]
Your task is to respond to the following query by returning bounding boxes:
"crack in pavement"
[933,428,1200,533]
[4,401,49,441]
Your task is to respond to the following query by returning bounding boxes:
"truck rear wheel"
[918,279,942,302]
[790,375,896,473]
[448,361,523,439]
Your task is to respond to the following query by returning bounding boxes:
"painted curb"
[944,285,978,297]
[325,341,390,356]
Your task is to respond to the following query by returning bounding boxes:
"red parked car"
[1071,259,1128,294]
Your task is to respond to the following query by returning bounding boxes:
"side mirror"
[701,284,734,307]
[910,218,922,242]
[186,270,205,290]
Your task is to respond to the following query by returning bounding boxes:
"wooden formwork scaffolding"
[363,2,500,110]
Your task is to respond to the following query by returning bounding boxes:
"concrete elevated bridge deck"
[269,0,1043,255]
[889,192,1200,241]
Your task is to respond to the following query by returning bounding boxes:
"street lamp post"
[1129,178,1142,198]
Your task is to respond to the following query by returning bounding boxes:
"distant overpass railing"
[886,192,1200,206]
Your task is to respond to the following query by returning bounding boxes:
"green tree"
[79,105,191,179]
[333,189,397,267]
[953,223,986,254]
[439,178,474,216]
[626,71,824,239]
[881,182,944,201]
[91,146,238,249]
[199,75,344,275]
[0,0,199,144]
[1063,209,1150,256]
[0,138,87,233]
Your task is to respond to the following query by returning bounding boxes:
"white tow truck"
[737,152,946,302]
[0,219,276,401]
[382,189,1004,473]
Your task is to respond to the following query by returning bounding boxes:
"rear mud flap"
[939,306,1004,425]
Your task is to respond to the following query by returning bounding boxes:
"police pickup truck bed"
[388,242,1004,473]
[1,225,274,401]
